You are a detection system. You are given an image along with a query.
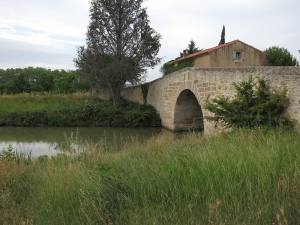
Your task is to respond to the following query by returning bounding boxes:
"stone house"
[174,40,266,68]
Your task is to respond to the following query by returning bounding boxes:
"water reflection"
[0,142,58,157]
[0,127,170,157]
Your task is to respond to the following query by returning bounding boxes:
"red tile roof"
[173,40,263,63]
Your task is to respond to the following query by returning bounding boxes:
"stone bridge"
[122,67,300,134]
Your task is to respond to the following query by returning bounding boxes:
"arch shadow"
[174,89,204,132]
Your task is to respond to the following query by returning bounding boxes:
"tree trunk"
[110,84,122,105]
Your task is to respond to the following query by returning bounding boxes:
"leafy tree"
[218,25,225,45]
[75,0,161,103]
[187,40,198,54]
[265,47,298,66]
[0,68,89,94]
[206,77,290,128]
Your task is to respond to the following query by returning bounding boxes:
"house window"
[233,51,242,60]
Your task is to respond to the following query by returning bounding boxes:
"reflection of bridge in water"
[123,67,300,134]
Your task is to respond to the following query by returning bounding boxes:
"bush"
[265,47,299,66]
[206,77,291,128]
[0,94,161,127]
[0,145,17,161]
[161,60,193,76]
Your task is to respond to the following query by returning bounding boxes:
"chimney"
[183,50,188,57]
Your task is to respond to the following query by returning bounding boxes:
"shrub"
[0,95,161,128]
[0,145,31,162]
[265,47,299,66]
[161,59,193,76]
[0,145,17,161]
[206,77,291,128]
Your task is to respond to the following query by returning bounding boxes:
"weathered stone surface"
[122,67,300,134]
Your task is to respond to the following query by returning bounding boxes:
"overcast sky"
[0,0,299,81]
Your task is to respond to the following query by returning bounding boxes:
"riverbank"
[1,128,299,225]
[0,93,161,127]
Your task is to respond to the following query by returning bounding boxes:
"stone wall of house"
[193,41,266,68]
[194,54,211,68]
[122,67,300,134]
[209,41,266,67]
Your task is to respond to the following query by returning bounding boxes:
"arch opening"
[174,89,204,132]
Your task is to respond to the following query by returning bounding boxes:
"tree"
[206,77,290,128]
[0,68,88,95]
[75,0,161,103]
[218,25,225,45]
[265,47,299,66]
[187,40,198,54]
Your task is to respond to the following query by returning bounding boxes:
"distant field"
[0,128,299,225]
[0,93,161,127]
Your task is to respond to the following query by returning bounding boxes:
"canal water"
[0,127,171,157]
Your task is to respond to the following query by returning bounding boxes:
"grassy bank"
[0,128,300,225]
[0,93,161,127]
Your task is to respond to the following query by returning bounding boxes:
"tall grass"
[1,128,300,225]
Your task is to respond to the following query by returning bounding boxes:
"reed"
[0,128,299,225]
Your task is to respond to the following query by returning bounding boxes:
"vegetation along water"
[0,128,300,225]
[0,93,161,127]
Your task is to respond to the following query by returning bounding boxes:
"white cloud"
[0,24,53,46]
[0,0,299,81]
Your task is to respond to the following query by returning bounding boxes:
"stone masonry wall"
[122,67,300,134]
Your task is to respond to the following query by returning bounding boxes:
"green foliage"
[161,59,194,76]
[0,94,161,127]
[0,145,16,161]
[75,0,161,103]
[206,77,291,128]
[219,25,226,45]
[37,155,49,164]
[265,47,299,66]
[187,40,198,54]
[1,129,300,224]
[0,67,90,95]
[0,145,32,164]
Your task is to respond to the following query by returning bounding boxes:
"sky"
[0,0,299,81]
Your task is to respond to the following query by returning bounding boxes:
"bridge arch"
[174,89,204,132]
